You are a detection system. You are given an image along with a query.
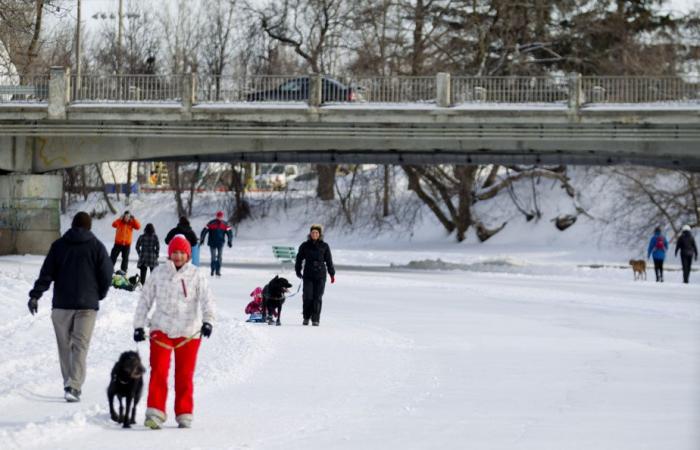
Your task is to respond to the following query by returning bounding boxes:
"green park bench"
[272,245,297,264]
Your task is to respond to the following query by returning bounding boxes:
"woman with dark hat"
[136,223,160,285]
[295,224,335,326]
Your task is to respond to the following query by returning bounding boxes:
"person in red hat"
[133,234,216,429]
[200,211,233,277]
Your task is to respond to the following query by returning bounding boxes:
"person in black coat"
[136,223,160,285]
[28,211,113,402]
[295,224,335,326]
[675,225,698,284]
[165,216,198,247]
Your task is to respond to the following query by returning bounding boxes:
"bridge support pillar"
[0,174,62,255]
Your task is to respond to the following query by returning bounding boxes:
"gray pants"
[51,309,97,392]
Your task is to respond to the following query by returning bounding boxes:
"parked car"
[246,76,358,103]
[254,164,299,190]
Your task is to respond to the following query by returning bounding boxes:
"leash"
[149,330,202,351]
[286,283,302,298]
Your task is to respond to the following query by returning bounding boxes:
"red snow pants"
[147,330,201,416]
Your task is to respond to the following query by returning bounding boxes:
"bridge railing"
[451,75,570,104]
[196,75,306,102]
[71,74,184,102]
[3,69,700,109]
[581,75,700,103]
[0,74,50,103]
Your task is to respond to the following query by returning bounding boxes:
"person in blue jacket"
[200,211,233,277]
[647,226,669,282]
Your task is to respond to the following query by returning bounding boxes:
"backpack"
[654,236,665,251]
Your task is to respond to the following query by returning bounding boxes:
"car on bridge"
[246,76,358,103]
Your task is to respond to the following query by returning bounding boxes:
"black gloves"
[227,241,232,248]
[28,298,38,315]
[133,328,146,342]
[296,271,302,279]
[201,322,213,338]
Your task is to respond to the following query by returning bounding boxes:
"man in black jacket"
[295,224,335,326]
[675,224,698,284]
[28,211,113,402]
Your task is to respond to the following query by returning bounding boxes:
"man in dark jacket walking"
[295,224,335,326]
[200,211,233,277]
[28,211,113,402]
[675,225,698,284]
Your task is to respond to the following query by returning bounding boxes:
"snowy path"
[0,260,698,449]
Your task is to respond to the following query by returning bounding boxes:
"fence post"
[436,72,451,107]
[182,73,196,118]
[308,73,322,107]
[568,72,583,112]
[48,66,70,119]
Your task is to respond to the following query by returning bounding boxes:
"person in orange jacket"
[111,210,141,273]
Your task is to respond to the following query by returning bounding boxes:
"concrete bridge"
[1,68,699,254]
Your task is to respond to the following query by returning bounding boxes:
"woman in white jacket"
[133,234,215,429]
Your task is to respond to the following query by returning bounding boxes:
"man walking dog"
[28,211,113,402]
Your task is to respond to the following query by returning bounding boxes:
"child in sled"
[112,270,139,291]
[245,287,265,322]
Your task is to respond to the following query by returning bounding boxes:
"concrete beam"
[0,174,62,255]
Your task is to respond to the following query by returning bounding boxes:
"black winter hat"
[71,211,92,230]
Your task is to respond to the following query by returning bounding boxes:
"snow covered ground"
[1,188,699,449]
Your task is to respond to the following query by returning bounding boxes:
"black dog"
[261,275,293,326]
[108,351,145,428]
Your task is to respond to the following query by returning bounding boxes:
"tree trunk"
[169,162,186,218]
[316,164,337,200]
[383,165,390,217]
[229,163,250,224]
[94,164,117,214]
[454,165,477,242]
[125,161,133,198]
[186,161,201,217]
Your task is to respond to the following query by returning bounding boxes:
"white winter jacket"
[134,260,215,338]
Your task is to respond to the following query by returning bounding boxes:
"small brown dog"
[629,259,647,280]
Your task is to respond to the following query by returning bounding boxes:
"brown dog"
[629,259,647,281]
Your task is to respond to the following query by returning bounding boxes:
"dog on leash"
[108,351,145,428]
[261,275,293,326]
[629,259,647,281]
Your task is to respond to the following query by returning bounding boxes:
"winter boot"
[64,387,80,402]
[176,414,193,429]
[144,408,166,430]
[303,319,309,326]
[312,322,319,327]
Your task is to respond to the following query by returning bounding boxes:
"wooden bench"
[272,245,297,264]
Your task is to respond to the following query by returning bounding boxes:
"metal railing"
[451,76,570,104]
[197,75,306,103]
[2,71,700,106]
[334,76,436,103]
[581,76,700,103]
[71,74,184,102]
[0,74,50,103]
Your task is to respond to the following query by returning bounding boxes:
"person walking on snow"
[135,223,160,285]
[111,210,141,273]
[165,216,199,266]
[200,211,232,277]
[647,226,669,282]
[295,224,335,326]
[133,235,215,429]
[28,212,113,402]
[675,224,698,284]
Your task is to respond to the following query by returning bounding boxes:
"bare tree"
[611,168,700,242]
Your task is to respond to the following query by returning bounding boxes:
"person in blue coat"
[200,211,233,277]
[647,226,669,282]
